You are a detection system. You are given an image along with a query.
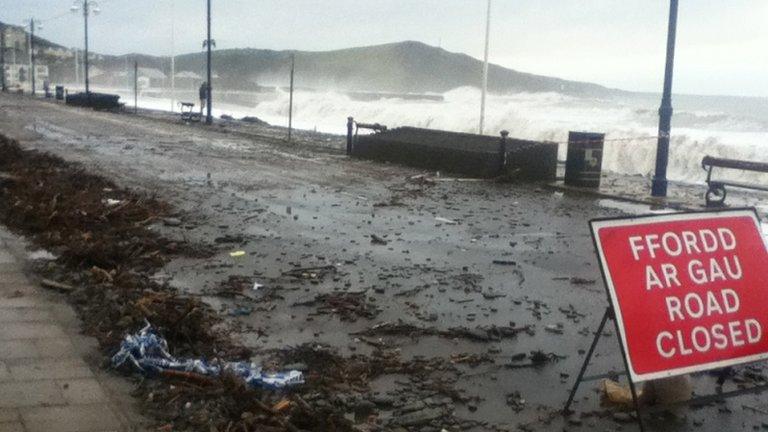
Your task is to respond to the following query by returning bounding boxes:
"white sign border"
[591,208,768,382]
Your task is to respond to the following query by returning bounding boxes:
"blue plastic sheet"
[111,323,304,389]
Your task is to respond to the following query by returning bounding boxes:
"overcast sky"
[2,0,766,97]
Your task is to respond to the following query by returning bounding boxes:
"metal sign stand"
[564,302,768,431]
[566,209,768,432]
[563,306,645,431]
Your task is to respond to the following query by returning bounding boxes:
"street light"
[0,23,7,92]
[651,0,679,197]
[27,18,43,95]
[169,0,176,112]
[71,0,100,96]
[479,0,491,135]
[202,0,214,124]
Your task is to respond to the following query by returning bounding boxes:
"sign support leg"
[563,307,610,413]
[607,307,645,432]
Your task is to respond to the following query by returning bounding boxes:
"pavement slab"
[0,226,147,431]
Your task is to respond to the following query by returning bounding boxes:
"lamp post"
[0,23,6,92]
[71,1,100,97]
[170,0,175,112]
[28,18,43,95]
[202,0,214,125]
[288,53,295,141]
[479,0,491,135]
[651,0,679,197]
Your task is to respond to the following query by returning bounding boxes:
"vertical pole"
[74,49,79,87]
[0,24,6,92]
[84,0,91,98]
[479,0,491,135]
[288,53,295,142]
[10,32,15,65]
[27,25,32,92]
[30,19,36,95]
[651,0,679,197]
[498,130,508,174]
[205,0,213,124]
[170,0,175,112]
[134,60,138,114]
[346,117,354,155]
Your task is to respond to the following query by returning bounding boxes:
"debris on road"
[507,350,565,368]
[353,320,534,342]
[0,135,356,431]
[112,323,304,388]
[228,305,254,316]
[40,278,75,293]
[544,323,564,334]
[294,291,379,321]
[570,277,596,285]
[601,379,639,407]
[282,264,337,280]
[370,233,388,245]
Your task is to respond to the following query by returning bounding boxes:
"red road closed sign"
[592,209,768,382]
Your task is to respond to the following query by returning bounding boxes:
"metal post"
[205,0,213,125]
[288,53,295,142]
[30,19,36,95]
[498,130,508,173]
[134,60,138,114]
[651,0,679,197]
[0,24,6,92]
[346,117,354,155]
[479,0,491,135]
[84,0,90,99]
[170,0,175,113]
[74,49,79,87]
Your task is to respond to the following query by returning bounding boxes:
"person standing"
[198,81,207,116]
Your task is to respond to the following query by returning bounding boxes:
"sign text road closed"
[591,209,768,382]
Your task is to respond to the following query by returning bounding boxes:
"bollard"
[498,130,509,174]
[346,116,354,155]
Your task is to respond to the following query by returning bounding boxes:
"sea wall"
[351,126,557,180]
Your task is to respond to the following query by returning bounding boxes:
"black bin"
[564,131,604,188]
[55,86,64,101]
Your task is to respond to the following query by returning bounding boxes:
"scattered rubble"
[352,320,534,342]
[294,291,380,321]
[0,135,355,431]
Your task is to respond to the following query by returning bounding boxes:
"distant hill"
[171,41,615,96]
[1,20,614,95]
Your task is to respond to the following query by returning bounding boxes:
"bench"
[179,102,201,122]
[355,122,388,136]
[702,155,768,206]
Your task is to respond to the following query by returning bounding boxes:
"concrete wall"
[351,126,557,180]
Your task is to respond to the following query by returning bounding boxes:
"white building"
[2,64,49,90]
